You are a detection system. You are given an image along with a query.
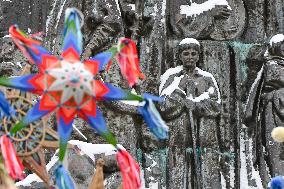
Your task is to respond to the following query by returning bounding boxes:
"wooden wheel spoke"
[1,95,47,156]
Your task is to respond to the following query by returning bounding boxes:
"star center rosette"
[1,7,169,189]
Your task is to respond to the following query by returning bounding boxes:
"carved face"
[180,47,199,70]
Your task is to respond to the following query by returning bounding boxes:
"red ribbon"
[0,135,25,180]
[116,149,141,189]
[117,38,145,87]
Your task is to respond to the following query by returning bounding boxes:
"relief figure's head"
[268,34,284,57]
[177,38,200,72]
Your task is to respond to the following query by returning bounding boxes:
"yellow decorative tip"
[271,127,284,143]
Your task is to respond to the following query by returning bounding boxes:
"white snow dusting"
[46,0,59,34]
[160,75,185,97]
[240,125,264,189]
[160,67,221,104]
[16,141,124,186]
[68,140,123,161]
[3,34,11,38]
[269,34,284,46]
[180,0,231,17]
[73,124,88,140]
[150,4,158,17]
[245,66,263,110]
[187,86,215,102]
[128,4,135,11]
[196,68,221,104]
[179,38,200,46]
[114,0,121,16]
[54,0,68,30]
[161,0,167,23]
[159,65,183,95]
[220,172,226,189]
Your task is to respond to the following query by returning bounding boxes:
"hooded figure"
[244,34,284,187]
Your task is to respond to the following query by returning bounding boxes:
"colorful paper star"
[0,8,143,161]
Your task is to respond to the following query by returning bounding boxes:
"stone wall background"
[1,0,284,188]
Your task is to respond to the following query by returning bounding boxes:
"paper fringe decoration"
[117,38,145,87]
[138,94,168,140]
[116,148,141,189]
[138,99,169,140]
[0,135,25,180]
[55,164,76,189]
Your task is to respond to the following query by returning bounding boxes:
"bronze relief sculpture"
[160,38,221,188]
[168,0,246,40]
[245,34,284,187]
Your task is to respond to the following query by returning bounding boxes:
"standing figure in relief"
[159,38,221,188]
[244,34,284,187]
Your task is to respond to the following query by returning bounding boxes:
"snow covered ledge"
[180,0,232,17]
[16,140,124,187]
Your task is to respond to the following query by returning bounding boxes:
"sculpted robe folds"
[160,66,221,189]
[245,57,284,184]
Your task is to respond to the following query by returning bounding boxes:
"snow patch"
[160,75,185,97]
[150,4,158,17]
[16,62,23,68]
[160,67,221,104]
[54,0,68,30]
[230,164,235,188]
[220,172,226,189]
[269,34,284,46]
[114,0,121,16]
[159,65,183,95]
[179,38,200,46]
[16,141,125,187]
[245,66,263,110]
[3,35,11,38]
[128,4,135,11]
[68,140,124,161]
[180,0,231,17]
[46,0,59,34]
[73,124,88,140]
[196,68,221,104]
[240,125,264,189]
[161,0,167,23]
[106,3,112,8]
[187,86,215,102]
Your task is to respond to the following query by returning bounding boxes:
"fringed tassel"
[55,164,76,189]
[0,135,25,180]
[116,148,141,189]
[9,25,42,63]
[269,176,284,189]
[117,38,145,87]
[138,94,168,140]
